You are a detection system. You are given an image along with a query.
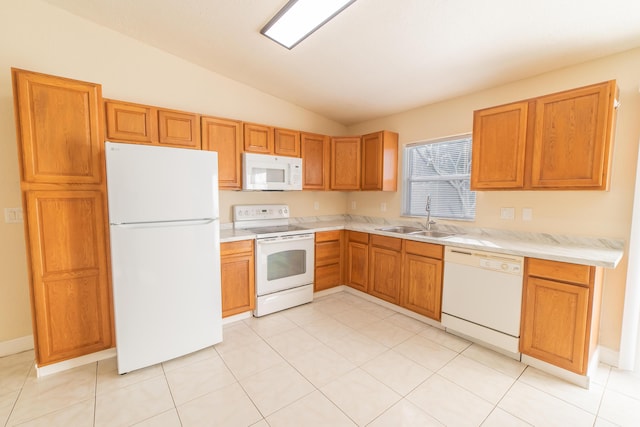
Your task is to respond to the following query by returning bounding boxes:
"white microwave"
[242,152,302,191]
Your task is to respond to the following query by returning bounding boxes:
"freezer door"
[110,219,222,374]
[105,142,219,224]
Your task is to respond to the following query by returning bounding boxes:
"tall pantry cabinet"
[12,69,114,366]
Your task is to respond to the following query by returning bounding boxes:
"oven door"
[255,233,314,296]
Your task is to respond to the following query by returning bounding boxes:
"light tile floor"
[2,291,640,426]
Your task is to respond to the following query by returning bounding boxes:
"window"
[403,134,476,220]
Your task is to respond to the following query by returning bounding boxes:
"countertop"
[220,217,624,269]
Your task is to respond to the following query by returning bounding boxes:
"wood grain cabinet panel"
[345,231,368,292]
[13,69,104,184]
[314,230,343,291]
[401,241,443,320]
[471,102,529,190]
[368,235,402,304]
[531,81,617,189]
[331,137,361,190]
[202,116,243,190]
[301,132,330,190]
[25,190,113,364]
[105,100,158,144]
[243,123,274,154]
[158,109,200,149]
[471,80,617,191]
[521,258,602,374]
[361,131,398,191]
[220,240,255,317]
[274,128,300,157]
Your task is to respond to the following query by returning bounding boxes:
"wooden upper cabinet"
[331,136,361,190]
[202,116,243,190]
[274,128,301,157]
[301,132,330,190]
[12,69,104,184]
[158,109,200,149]
[471,80,618,191]
[361,131,398,191]
[105,100,200,149]
[531,81,617,190]
[105,100,158,144]
[243,122,274,154]
[471,102,529,190]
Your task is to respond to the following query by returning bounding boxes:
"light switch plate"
[380,202,387,212]
[500,207,515,220]
[313,201,319,210]
[522,207,533,221]
[4,207,23,223]
[351,201,357,210]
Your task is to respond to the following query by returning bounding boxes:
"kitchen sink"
[408,230,455,238]
[376,225,423,234]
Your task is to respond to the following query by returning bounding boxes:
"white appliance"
[242,153,302,191]
[233,204,314,316]
[105,142,222,374]
[441,246,524,359]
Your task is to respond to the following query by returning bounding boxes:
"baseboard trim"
[36,348,116,378]
[599,345,620,368]
[0,335,34,358]
[222,310,253,325]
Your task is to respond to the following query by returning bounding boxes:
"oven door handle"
[256,234,314,244]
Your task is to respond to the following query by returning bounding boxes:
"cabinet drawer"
[404,240,443,259]
[370,234,402,251]
[527,258,591,286]
[315,264,342,290]
[348,231,369,245]
[221,239,253,256]
[316,240,341,266]
[316,230,342,243]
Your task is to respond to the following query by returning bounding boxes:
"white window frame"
[402,134,476,221]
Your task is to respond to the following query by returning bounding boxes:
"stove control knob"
[282,208,288,215]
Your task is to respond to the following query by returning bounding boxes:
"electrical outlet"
[313,201,319,210]
[522,207,533,221]
[351,201,357,210]
[380,202,387,212]
[500,207,515,220]
[4,207,23,223]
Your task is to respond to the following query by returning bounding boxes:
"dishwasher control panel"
[478,258,522,274]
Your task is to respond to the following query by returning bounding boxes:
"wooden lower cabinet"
[368,235,402,304]
[315,230,343,291]
[520,258,603,374]
[25,190,113,365]
[400,240,443,321]
[220,240,255,317]
[345,231,369,292]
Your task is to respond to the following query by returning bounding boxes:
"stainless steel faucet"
[425,195,436,230]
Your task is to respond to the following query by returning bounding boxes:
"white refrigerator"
[105,141,222,374]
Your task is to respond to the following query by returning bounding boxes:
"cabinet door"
[220,240,255,317]
[301,132,330,190]
[531,81,617,189]
[521,276,589,374]
[471,102,529,190]
[105,100,158,144]
[401,253,443,320]
[369,241,402,304]
[331,137,361,190]
[158,109,200,149]
[361,131,398,191]
[274,128,301,157]
[243,123,274,154]
[315,230,343,291]
[12,69,104,184]
[346,232,368,292]
[202,116,243,190]
[25,190,113,365]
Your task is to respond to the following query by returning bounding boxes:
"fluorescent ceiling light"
[261,0,356,49]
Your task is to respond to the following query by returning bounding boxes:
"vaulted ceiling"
[44,0,640,125]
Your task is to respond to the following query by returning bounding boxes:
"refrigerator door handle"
[113,219,217,228]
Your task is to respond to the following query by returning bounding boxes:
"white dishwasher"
[442,246,524,358]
